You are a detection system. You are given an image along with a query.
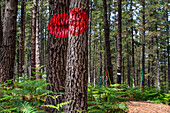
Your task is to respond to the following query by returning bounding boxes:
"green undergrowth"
[0,79,169,113]
[123,85,170,105]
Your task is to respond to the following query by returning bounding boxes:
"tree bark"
[131,0,135,87]
[99,23,103,87]
[93,38,96,87]
[0,0,2,47]
[35,0,41,79]
[31,0,36,79]
[19,0,25,77]
[117,0,122,84]
[166,8,170,91]
[102,0,113,84]
[0,0,18,82]
[88,0,92,84]
[45,0,69,112]
[155,23,160,90]
[64,0,88,112]
[142,0,145,89]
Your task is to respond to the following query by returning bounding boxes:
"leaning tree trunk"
[102,0,113,84]
[0,0,18,82]
[64,0,89,112]
[19,0,25,77]
[45,0,69,112]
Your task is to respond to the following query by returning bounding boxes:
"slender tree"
[131,0,135,87]
[0,0,2,47]
[35,0,41,79]
[117,0,122,84]
[19,0,25,77]
[88,0,92,83]
[31,0,36,79]
[141,0,145,88]
[64,0,89,112]
[102,0,113,84]
[0,0,18,82]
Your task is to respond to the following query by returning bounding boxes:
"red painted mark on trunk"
[48,8,88,38]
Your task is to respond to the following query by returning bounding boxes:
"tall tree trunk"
[102,0,113,84]
[166,8,170,91]
[88,0,92,84]
[156,23,160,90]
[19,0,25,77]
[123,58,125,83]
[141,0,145,89]
[64,0,89,112]
[99,23,103,87]
[40,0,44,73]
[35,0,41,79]
[148,60,150,88]
[45,0,69,112]
[93,39,96,87]
[117,0,122,84]
[0,0,18,82]
[131,0,135,87]
[31,0,36,79]
[0,0,2,47]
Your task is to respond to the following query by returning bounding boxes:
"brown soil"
[125,101,170,113]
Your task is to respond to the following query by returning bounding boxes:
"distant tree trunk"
[40,0,44,73]
[0,0,18,82]
[117,0,122,84]
[127,51,130,86]
[131,0,135,87]
[166,8,170,91]
[102,0,113,84]
[0,0,2,47]
[31,0,36,79]
[122,58,125,83]
[93,39,96,87]
[88,0,92,84]
[141,0,145,89]
[155,23,160,90]
[19,0,25,77]
[64,0,88,112]
[45,0,69,112]
[35,0,41,79]
[148,60,150,88]
[99,23,103,87]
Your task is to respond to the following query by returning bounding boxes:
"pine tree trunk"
[45,0,69,112]
[40,0,44,73]
[31,0,36,79]
[0,0,18,82]
[93,39,96,87]
[102,0,113,84]
[99,23,103,87]
[88,1,92,84]
[0,0,2,47]
[35,0,41,79]
[156,23,160,90]
[131,0,135,87]
[19,0,25,77]
[142,0,145,89]
[64,0,88,112]
[166,8,170,91]
[117,0,122,84]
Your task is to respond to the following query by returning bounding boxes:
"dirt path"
[125,101,170,113]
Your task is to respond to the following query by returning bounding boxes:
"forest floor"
[125,101,170,113]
